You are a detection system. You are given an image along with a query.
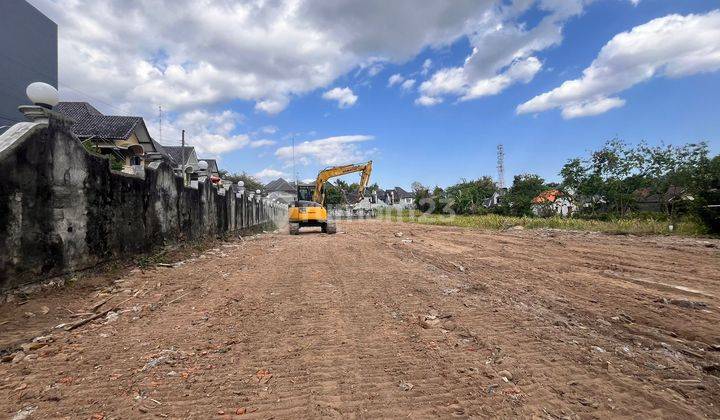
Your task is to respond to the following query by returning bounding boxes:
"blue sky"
[33,0,720,189]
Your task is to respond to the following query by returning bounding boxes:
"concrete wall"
[0,0,58,129]
[0,113,286,290]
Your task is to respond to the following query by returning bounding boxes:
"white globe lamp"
[26,82,59,109]
[198,160,208,171]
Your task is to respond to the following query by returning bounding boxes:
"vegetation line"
[379,210,709,236]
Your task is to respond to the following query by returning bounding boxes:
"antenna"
[497,144,505,189]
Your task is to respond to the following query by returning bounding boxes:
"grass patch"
[377,210,708,236]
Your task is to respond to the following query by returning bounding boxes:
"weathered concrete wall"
[0,115,286,290]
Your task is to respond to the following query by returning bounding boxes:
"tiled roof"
[164,146,196,166]
[56,102,102,119]
[533,189,562,204]
[56,102,141,140]
[394,187,414,199]
[265,178,296,193]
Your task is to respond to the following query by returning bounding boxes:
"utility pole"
[181,129,186,185]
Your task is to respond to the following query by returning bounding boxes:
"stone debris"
[498,370,513,382]
[11,406,37,420]
[399,380,414,391]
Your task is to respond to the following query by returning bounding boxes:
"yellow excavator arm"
[313,161,373,207]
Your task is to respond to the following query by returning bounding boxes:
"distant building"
[483,188,507,208]
[371,188,388,204]
[633,186,690,213]
[56,102,171,173]
[164,145,199,183]
[388,187,415,208]
[199,158,220,178]
[0,0,58,131]
[532,189,575,217]
[264,178,297,204]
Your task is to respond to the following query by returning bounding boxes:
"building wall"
[0,115,287,290]
[0,0,58,129]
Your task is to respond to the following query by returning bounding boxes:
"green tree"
[445,177,496,214]
[695,154,720,233]
[503,174,546,216]
[218,170,263,192]
[323,181,344,206]
[432,186,446,214]
[411,182,433,212]
[636,141,709,220]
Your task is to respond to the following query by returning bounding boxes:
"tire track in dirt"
[1,221,719,418]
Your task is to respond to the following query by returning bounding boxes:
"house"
[164,145,199,173]
[164,145,200,184]
[200,159,220,178]
[532,189,575,216]
[483,188,507,208]
[372,188,388,204]
[385,187,415,208]
[634,186,691,213]
[56,102,171,173]
[265,178,297,204]
[394,187,416,207]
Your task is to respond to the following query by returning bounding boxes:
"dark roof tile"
[56,101,141,140]
[164,146,196,166]
[265,178,295,193]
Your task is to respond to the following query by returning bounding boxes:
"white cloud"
[629,0,641,6]
[254,168,286,180]
[366,62,384,76]
[275,135,374,166]
[260,125,278,135]
[400,79,416,90]
[250,139,277,148]
[322,87,358,108]
[254,97,290,115]
[415,95,443,106]
[421,58,433,76]
[163,109,250,157]
[30,0,506,118]
[518,11,720,118]
[560,97,626,118]
[418,0,584,105]
[388,73,404,87]
[463,57,542,100]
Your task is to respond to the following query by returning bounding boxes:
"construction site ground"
[1,220,719,419]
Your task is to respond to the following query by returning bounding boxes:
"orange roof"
[533,189,562,204]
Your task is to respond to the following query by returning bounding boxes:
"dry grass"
[377,210,708,236]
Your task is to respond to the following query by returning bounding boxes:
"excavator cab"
[288,161,372,235]
[296,184,315,202]
[289,184,335,235]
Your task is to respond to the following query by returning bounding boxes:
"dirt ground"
[1,220,719,419]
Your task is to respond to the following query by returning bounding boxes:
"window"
[130,156,142,166]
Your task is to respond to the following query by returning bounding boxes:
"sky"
[27,0,720,189]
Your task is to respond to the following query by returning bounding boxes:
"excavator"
[288,161,372,235]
